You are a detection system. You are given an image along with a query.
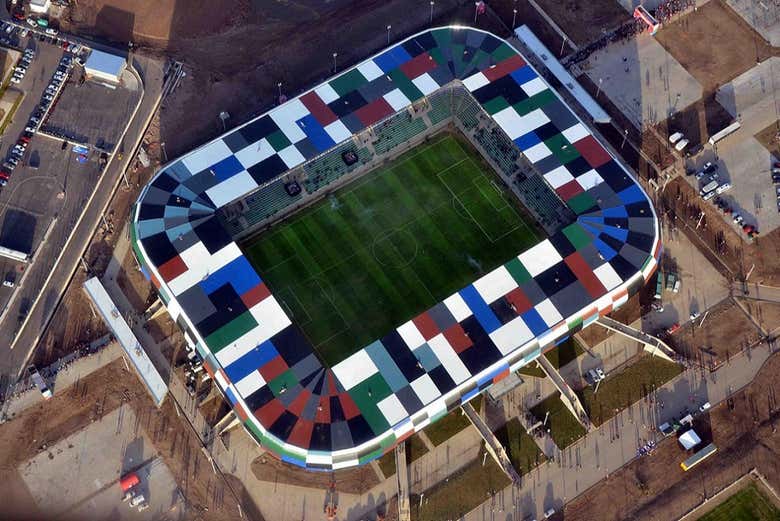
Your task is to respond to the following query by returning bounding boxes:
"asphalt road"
[0,49,167,394]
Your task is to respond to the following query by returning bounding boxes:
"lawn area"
[530,393,586,449]
[517,362,546,378]
[242,133,539,366]
[424,396,482,446]
[376,434,429,478]
[410,448,510,521]
[544,337,585,369]
[697,483,780,521]
[578,354,683,426]
[494,418,545,475]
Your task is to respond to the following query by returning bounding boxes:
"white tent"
[679,429,701,450]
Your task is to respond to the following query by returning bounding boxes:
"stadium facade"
[131,27,661,470]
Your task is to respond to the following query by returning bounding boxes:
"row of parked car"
[0,53,73,186]
[770,162,780,214]
[9,46,34,85]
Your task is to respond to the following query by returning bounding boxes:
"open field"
[244,134,539,365]
[655,0,776,93]
[410,449,511,521]
[425,396,482,447]
[578,354,683,426]
[494,418,545,476]
[697,483,780,521]
[530,393,586,449]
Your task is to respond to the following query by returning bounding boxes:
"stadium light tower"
[387,24,392,45]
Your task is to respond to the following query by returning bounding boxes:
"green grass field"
[243,134,539,365]
[697,483,780,521]
[530,393,586,449]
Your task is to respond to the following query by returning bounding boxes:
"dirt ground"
[577,292,642,348]
[666,298,762,368]
[526,0,629,46]
[564,348,780,521]
[249,453,380,495]
[0,359,254,521]
[656,93,735,150]
[756,122,780,158]
[740,299,780,334]
[655,0,777,93]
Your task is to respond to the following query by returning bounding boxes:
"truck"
[700,179,718,196]
[27,365,51,399]
[666,272,676,292]
[654,272,663,299]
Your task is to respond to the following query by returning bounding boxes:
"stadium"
[131,26,661,470]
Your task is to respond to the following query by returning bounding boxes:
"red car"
[0,171,10,180]
[19,136,30,144]
[12,12,25,21]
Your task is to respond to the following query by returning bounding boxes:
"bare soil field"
[756,122,780,158]
[739,299,780,333]
[0,359,254,521]
[657,93,735,150]
[250,453,380,495]
[565,347,780,521]
[137,0,506,159]
[667,298,761,364]
[60,0,251,44]
[655,1,776,93]
[526,0,629,46]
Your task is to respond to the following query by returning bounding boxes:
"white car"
[9,77,21,84]
[44,27,58,35]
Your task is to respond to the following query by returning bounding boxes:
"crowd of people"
[566,0,697,66]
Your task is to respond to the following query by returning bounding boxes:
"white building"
[84,49,126,84]
[29,0,51,14]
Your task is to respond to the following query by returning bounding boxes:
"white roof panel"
[562,123,590,143]
[521,77,547,97]
[333,349,379,390]
[314,83,340,104]
[518,239,563,277]
[535,298,564,327]
[443,293,472,322]
[377,394,408,425]
[182,139,232,174]
[412,73,439,96]
[384,88,411,111]
[473,266,518,304]
[427,333,471,383]
[594,262,623,291]
[357,60,384,82]
[544,165,574,189]
[324,119,353,144]
[489,315,534,355]
[277,145,306,169]
[269,98,308,143]
[462,71,490,92]
[492,106,525,140]
[234,138,275,169]
[205,170,258,208]
[577,169,604,190]
[410,373,441,404]
[397,320,426,350]
[524,141,552,162]
[234,371,266,397]
[248,296,292,342]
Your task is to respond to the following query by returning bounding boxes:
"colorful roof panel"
[132,27,661,470]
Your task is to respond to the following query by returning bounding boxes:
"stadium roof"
[132,26,661,470]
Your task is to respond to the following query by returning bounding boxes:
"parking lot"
[678,58,780,236]
[18,404,184,520]
[44,67,140,151]
[0,28,120,317]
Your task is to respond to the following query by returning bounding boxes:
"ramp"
[395,441,411,521]
[596,316,676,362]
[536,355,591,430]
[462,403,522,485]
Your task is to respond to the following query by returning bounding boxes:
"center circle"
[371,228,419,269]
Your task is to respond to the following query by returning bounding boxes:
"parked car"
[9,77,21,84]
[44,27,58,36]
[733,213,744,224]
[715,182,732,195]
[668,132,683,144]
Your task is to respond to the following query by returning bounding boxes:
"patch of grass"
[530,393,586,449]
[376,434,429,478]
[243,134,539,366]
[424,396,482,446]
[697,483,780,521]
[517,362,546,378]
[493,418,545,475]
[410,447,510,521]
[578,354,683,426]
[544,337,585,369]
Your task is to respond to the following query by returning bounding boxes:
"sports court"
[243,134,539,365]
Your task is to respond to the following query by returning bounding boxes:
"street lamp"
[160,142,167,162]
[430,1,435,24]
[277,81,282,100]
[387,24,392,45]
[332,52,338,73]
[512,8,517,31]
[596,77,603,98]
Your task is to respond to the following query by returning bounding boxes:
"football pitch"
[243,134,540,366]
[697,483,780,521]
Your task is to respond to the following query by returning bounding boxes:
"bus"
[680,443,717,471]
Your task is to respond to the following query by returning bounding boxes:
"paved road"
[0,52,166,393]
